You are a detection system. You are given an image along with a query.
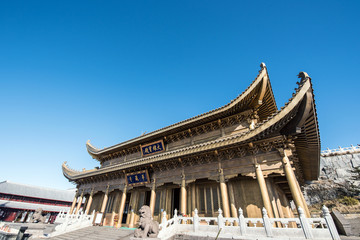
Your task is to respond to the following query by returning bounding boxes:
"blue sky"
[0,1,359,190]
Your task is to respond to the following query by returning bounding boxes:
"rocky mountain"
[303,145,360,205]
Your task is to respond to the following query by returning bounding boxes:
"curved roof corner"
[85,63,278,160]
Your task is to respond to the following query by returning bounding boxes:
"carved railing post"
[193,209,199,232]
[262,208,273,237]
[161,211,167,228]
[91,210,95,222]
[322,206,341,240]
[174,209,178,225]
[217,208,224,231]
[299,207,313,239]
[238,208,246,236]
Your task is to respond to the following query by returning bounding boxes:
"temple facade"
[62,63,320,228]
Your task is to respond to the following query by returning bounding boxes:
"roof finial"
[260,62,266,69]
[297,72,311,83]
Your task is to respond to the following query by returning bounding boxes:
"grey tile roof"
[0,199,71,212]
[0,181,75,202]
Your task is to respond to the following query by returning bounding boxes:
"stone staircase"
[36,226,134,240]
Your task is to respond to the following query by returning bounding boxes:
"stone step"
[33,226,134,240]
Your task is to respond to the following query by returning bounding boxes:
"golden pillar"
[149,180,156,216]
[85,189,94,214]
[191,184,196,216]
[128,191,139,227]
[69,192,78,214]
[296,178,311,217]
[100,186,110,213]
[128,210,135,228]
[219,169,231,218]
[228,181,238,219]
[74,190,84,214]
[255,164,274,218]
[266,180,280,218]
[116,186,127,228]
[110,211,116,226]
[280,149,310,217]
[180,175,187,216]
[272,184,285,218]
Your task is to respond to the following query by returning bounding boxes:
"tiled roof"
[0,181,75,202]
[86,63,277,159]
[0,200,70,212]
[64,72,320,181]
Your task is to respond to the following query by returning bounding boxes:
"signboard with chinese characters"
[126,170,150,186]
[140,140,165,157]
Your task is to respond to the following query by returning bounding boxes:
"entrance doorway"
[122,193,131,224]
[171,188,180,217]
[138,190,151,207]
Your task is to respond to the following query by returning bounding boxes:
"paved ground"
[341,237,360,240]
[348,217,360,237]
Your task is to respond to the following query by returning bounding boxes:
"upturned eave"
[87,63,277,160]
[65,73,320,182]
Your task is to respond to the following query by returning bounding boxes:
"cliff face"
[303,146,360,205]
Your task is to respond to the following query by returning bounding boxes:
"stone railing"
[158,206,340,240]
[48,210,95,237]
[0,223,18,240]
[321,145,360,157]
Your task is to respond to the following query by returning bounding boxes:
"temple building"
[0,181,75,223]
[62,63,320,228]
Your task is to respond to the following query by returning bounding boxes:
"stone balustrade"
[48,210,95,237]
[158,206,340,240]
[321,145,360,156]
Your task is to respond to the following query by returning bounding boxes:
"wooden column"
[85,189,94,214]
[100,186,110,213]
[191,183,196,216]
[296,178,311,217]
[180,175,187,216]
[272,185,285,218]
[128,210,135,228]
[116,186,127,228]
[255,164,274,218]
[219,169,231,218]
[74,190,84,214]
[110,211,116,227]
[69,192,78,214]
[266,180,280,219]
[228,181,238,219]
[280,148,309,217]
[129,191,139,227]
[149,180,156,216]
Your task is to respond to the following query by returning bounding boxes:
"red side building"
[0,180,76,223]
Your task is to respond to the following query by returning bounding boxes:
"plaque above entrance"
[126,170,150,186]
[140,140,165,157]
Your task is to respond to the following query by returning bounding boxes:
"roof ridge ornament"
[297,72,311,83]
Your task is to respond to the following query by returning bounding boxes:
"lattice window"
[197,184,222,216]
